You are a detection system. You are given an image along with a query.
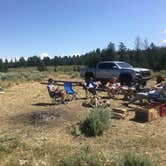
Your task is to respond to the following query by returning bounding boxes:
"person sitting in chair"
[84,77,98,96]
[83,77,100,106]
[47,78,66,104]
[121,77,142,100]
[124,77,166,106]
[105,76,121,98]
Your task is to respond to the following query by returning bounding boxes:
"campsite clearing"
[0,75,166,165]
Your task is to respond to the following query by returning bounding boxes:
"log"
[40,80,83,86]
[111,112,126,119]
[112,108,128,114]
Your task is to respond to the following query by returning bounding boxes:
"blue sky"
[0,0,166,60]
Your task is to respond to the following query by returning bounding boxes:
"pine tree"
[37,59,47,71]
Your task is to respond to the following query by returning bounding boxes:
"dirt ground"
[0,79,166,165]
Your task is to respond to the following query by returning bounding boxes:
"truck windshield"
[116,62,133,68]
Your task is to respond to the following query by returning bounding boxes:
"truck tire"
[119,73,133,86]
[100,80,108,85]
[136,75,147,87]
[85,72,94,79]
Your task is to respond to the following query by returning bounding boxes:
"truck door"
[96,62,120,79]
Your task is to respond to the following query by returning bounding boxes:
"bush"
[60,146,101,166]
[0,135,21,154]
[0,71,47,84]
[80,107,111,137]
[37,60,47,71]
[54,66,57,72]
[115,152,153,166]
[71,124,82,136]
[70,72,80,78]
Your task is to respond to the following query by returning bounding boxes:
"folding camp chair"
[64,82,77,101]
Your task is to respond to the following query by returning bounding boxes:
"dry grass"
[0,66,82,88]
[0,70,165,165]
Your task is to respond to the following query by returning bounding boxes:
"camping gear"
[159,104,166,117]
[135,108,159,122]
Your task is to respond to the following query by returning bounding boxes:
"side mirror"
[112,66,118,69]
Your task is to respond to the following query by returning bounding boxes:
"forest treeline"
[0,39,166,72]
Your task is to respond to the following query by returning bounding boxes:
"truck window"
[98,63,117,69]
[116,62,133,68]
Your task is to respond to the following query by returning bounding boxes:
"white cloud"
[60,52,80,57]
[69,52,80,56]
[162,40,166,44]
[163,29,166,34]
[40,52,49,59]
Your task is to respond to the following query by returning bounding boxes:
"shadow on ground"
[32,102,59,106]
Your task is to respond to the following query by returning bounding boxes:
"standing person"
[47,78,66,104]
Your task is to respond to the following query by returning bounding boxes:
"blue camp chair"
[64,82,77,100]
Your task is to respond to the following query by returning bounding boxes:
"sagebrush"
[80,107,111,137]
[115,152,153,166]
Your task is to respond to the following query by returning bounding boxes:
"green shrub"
[71,124,82,136]
[0,135,21,154]
[0,71,47,85]
[80,107,111,137]
[152,70,166,79]
[54,66,57,72]
[70,72,80,78]
[115,152,153,166]
[60,146,101,166]
[37,61,47,71]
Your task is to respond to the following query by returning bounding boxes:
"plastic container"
[159,104,166,117]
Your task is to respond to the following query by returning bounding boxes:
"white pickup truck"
[80,61,151,85]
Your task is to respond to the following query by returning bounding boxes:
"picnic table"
[40,79,83,86]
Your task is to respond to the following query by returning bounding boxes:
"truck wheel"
[119,73,133,86]
[100,80,108,85]
[85,72,94,79]
[136,75,147,87]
